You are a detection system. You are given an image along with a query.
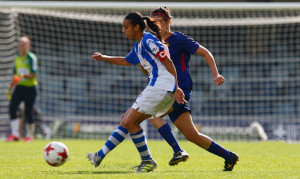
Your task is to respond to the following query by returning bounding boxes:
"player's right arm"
[180,33,225,86]
[7,67,18,100]
[91,52,131,66]
[139,64,148,76]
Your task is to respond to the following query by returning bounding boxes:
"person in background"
[6,36,38,143]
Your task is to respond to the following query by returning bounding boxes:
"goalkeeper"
[149,7,239,171]
[6,36,38,143]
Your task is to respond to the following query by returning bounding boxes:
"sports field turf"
[1,139,299,178]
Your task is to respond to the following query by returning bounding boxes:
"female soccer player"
[148,7,239,171]
[87,11,187,172]
[6,36,38,143]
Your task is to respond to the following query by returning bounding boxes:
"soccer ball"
[43,141,69,167]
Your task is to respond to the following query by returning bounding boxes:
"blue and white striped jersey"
[125,32,176,92]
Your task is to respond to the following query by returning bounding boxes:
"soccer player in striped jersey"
[148,7,239,171]
[87,11,187,172]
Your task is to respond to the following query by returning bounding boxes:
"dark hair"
[151,6,172,21]
[124,12,162,41]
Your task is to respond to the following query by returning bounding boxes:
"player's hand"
[6,87,12,101]
[91,52,104,61]
[174,87,187,104]
[12,75,21,85]
[214,74,225,85]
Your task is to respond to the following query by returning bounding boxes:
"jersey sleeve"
[142,33,165,56]
[154,43,170,62]
[28,52,38,73]
[163,44,170,58]
[125,48,140,65]
[180,33,200,54]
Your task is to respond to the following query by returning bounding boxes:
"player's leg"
[14,105,24,138]
[149,115,189,166]
[174,112,212,148]
[122,86,178,172]
[7,86,23,141]
[149,115,183,153]
[149,88,192,166]
[149,108,183,153]
[173,112,239,171]
[120,108,157,172]
[87,108,131,167]
[23,86,37,142]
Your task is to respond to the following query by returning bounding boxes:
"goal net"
[0,2,299,141]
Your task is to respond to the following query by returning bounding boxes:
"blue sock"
[97,125,128,158]
[207,141,232,161]
[158,123,182,153]
[130,129,152,161]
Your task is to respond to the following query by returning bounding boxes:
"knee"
[25,111,34,122]
[9,105,17,119]
[120,115,127,128]
[124,120,136,131]
[120,113,126,123]
[9,102,15,112]
[184,131,199,143]
[120,115,134,131]
[184,135,194,142]
[149,118,166,129]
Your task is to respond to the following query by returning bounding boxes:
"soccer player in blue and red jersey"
[149,7,239,171]
[87,11,187,172]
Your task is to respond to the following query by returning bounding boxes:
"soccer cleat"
[134,159,158,172]
[23,137,33,143]
[87,153,103,167]
[223,152,239,171]
[6,134,19,142]
[169,150,189,166]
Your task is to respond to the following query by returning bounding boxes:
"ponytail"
[142,16,162,41]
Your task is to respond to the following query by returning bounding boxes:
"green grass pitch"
[1,139,299,178]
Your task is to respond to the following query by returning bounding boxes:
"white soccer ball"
[43,141,69,167]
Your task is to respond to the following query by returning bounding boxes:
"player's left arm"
[24,55,37,79]
[195,45,225,85]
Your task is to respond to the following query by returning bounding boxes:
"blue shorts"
[168,88,191,123]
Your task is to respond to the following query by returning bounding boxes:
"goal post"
[0,2,299,141]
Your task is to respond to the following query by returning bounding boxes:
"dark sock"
[207,141,232,161]
[158,123,182,153]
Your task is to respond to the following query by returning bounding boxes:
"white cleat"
[87,153,103,167]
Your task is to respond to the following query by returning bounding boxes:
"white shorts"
[132,85,174,118]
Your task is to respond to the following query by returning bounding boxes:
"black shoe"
[223,152,239,171]
[134,159,157,172]
[169,151,189,166]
